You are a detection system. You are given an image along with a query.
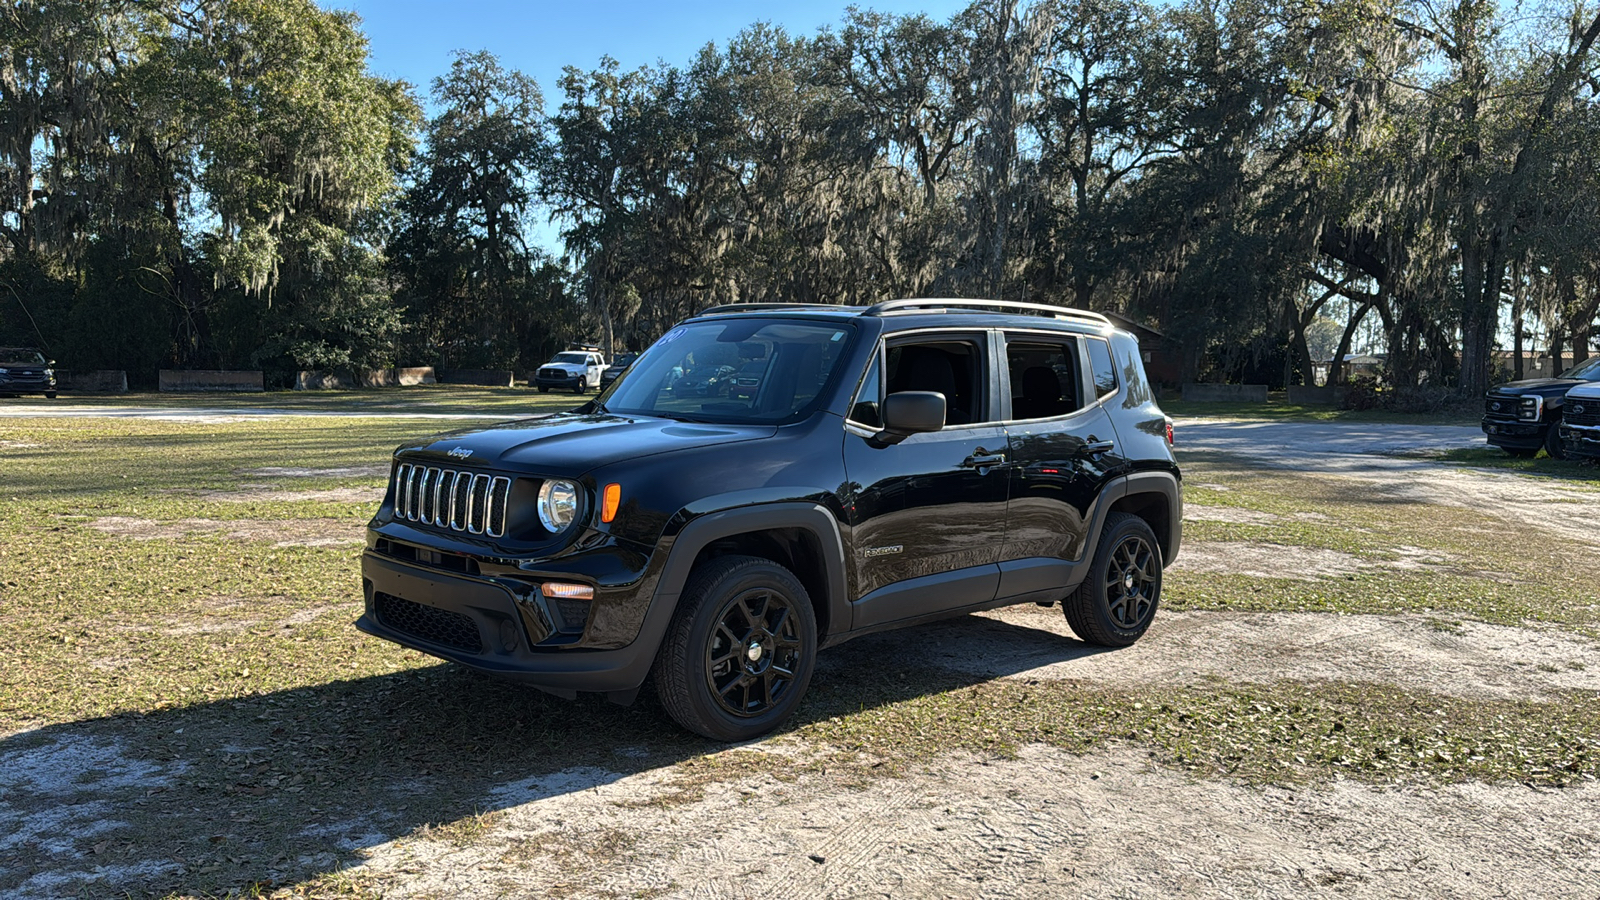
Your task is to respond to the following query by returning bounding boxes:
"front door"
[842,333,1010,629]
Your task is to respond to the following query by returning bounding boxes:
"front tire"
[1544,425,1566,460]
[1064,512,1162,647]
[44,392,56,399]
[652,555,818,741]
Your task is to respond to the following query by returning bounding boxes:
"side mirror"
[872,391,945,446]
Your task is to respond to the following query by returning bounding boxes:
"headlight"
[537,479,580,532]
[1518,395,1543,421]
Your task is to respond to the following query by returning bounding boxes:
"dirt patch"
[1182,503,1282,525]
[0,733,186,899]
[345,743,1600,899]
[199,486,383,504]
[904,607,1600,702]
[1168,540,1369,579]
[86,516,361,547]
[0,440,43,449]
[243,465,389,478]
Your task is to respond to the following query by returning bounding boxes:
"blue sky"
[337,0,972,100]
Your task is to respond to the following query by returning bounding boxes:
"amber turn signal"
[601,482,622,523]
[540,582,594,600]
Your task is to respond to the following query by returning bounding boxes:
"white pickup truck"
[534,349,607,394]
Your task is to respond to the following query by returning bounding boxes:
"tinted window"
[885,339,986,425]
[1087,338,1118,398]
[602,319,855,424]
[1006,339,1081,419]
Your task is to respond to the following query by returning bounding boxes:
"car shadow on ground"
[0,611,1113,898]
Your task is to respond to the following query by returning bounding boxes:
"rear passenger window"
[1006,339,1082,420]
[1087,338,1118,398]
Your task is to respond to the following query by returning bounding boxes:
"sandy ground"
[349,744,1600,900]
[6,417,1600,897]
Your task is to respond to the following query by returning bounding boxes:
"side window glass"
[884,338,987,425]
[848,353,882,428]
[1006,338,1083,420]
[1088,338,1118,398]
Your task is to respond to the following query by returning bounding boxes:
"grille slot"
[1565,403,1600,427]
[374,592,483,653]
[1483,397,1517,419]
[393,463,510,537]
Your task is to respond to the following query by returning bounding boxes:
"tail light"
[1165,418,1175,446]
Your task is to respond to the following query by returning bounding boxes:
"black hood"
[1488,378,1586,399]
[397,412,776,476]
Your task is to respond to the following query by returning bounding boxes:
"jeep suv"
[357,300,1182,740]
[1482,356,1600,458]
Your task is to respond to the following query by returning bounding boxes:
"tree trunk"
[1330,297,1374,387]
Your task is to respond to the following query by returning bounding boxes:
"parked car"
[599,352,641,390]
[0,347,56,398]
[728,359,767,399]
[357,299,1181,741]
[674,364,736,397]
[1481,355,1600,458]
[1559,380,1600,460]
[534,348,606,394]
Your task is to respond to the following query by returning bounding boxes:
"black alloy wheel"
[703,585,805,718]
[1064,512,1162,647]
[653,554,818,741]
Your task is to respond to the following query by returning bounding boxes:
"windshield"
[1560,356,1600,380]
[0,349,45,365]
[551,352,591,365]
[601,319,856,423]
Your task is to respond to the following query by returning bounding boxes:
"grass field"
[1,408,1596,898]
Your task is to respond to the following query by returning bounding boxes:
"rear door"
[999,331,1125,595]
[842,330,1010,627]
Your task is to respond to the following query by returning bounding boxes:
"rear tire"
[538,386,549,394]
[44,392,56,399]
[652,555,817,741]
[1064,512,1163,647]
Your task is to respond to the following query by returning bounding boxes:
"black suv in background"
[357,300,1182,740]
[0,347,56,398]
[1482,356,1600,458]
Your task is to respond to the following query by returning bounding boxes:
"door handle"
[1081,437,1115,455]
[962,451,1008,468]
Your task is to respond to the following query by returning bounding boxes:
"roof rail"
[864,297,1111,328]
[698,302,852,316]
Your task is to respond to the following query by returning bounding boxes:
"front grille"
[393,463,510,537]
[539,368,569,379]
[1484,397,1517,419]
[1565,401,1600,427]
[375,592,482,653]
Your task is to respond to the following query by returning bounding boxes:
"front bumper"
[357,550,664,697]
[535,371,583,388]
[1560,424,1600,460]
[1482,418,1544,448]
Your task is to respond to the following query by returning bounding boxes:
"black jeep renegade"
[357,300,1182,740]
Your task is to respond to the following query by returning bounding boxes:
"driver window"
[884,339,984,425]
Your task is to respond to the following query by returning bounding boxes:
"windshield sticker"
[831,331,845,341]
[660,327,686,344]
